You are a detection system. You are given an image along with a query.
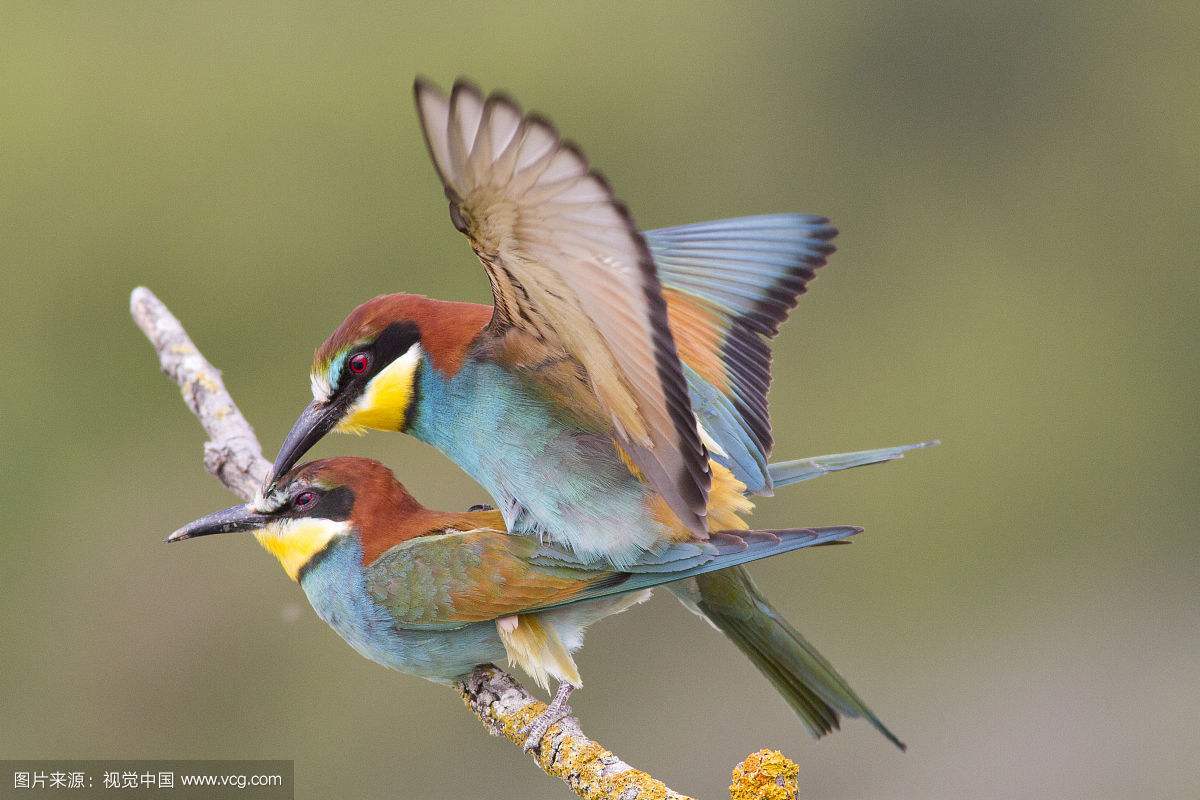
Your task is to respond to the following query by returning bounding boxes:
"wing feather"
[363,529,621,629]
[414,78,710,532]
[648,214,838,493]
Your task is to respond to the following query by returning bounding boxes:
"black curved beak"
[166,504,271,543]
[266,399,345,492]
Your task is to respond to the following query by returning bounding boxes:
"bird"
[264,77,931,749]
[168,457,865,749]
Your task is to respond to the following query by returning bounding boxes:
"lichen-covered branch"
[131,286,799,800]
[458,665,697,800]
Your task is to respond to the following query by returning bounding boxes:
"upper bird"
[169,457,860,749]
[266,77,928,747]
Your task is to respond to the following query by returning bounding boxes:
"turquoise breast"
[407,358,671,567]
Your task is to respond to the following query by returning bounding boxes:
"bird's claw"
[519,704,573,753]
[520,681,576,752]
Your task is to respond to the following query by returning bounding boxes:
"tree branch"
[132,286,800,800]
[131,287,268,499]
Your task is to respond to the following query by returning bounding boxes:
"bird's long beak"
[267,399,344,491]
[166,504,272,543]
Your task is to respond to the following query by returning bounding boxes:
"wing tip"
[413,74,441,99]
[525,110,562,139]
[813,222,838,241]
[450,77,484,105]
[414,75,502,109]
[484,88,521,116]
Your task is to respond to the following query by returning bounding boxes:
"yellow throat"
[335,344,421,434]
[253,519,350,581]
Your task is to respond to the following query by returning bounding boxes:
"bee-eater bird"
[168,457,864,748]
[266,78,930,749]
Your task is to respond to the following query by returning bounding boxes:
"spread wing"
[413,78,710,534]
[647,214,838,493]
[362,528,623,630]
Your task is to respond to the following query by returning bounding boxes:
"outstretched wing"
[647,214,838,494]
[362,528,623,630]
[413,78,710,535]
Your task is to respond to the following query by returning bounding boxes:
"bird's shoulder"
[478,326,610,430]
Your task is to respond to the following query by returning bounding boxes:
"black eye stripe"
[283,485,355,521]
[372,322,421,366]
[334,322,419,394]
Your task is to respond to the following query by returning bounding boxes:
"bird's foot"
[520,682,575,752]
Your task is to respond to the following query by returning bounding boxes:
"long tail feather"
[525,526,904,746]
[682,566,906,750]
[767,440,939,489]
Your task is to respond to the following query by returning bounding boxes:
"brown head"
[167,457,504,579]
[267,294,492,490]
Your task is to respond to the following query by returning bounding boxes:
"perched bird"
[266,78,930,748]
[168,457,864,748]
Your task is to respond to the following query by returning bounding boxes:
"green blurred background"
[2,2,1197,798]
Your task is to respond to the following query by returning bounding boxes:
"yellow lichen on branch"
[730,750,799,800]
[458,666,694,800]
[457,665,800,800]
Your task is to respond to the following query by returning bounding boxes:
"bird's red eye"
[348,352,371,375]
[293,491,317,510]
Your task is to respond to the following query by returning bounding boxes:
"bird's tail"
[525,525,903,746]
[766,440,939,491]
[672,566,906,750]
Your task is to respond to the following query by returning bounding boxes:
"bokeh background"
[2,3,1197,798]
